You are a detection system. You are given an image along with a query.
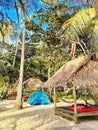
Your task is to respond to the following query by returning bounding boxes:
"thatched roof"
[45,55,89,87]
[73,61,98,88]
[23,77,45,88]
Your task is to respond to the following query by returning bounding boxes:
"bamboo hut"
[45,55,98,123]
[73,61,98,98]
[23,77,45,89]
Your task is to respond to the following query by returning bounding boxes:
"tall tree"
[14,0,27,109]
[0,0,38,103]
[0,21,12,53]
[15,0,37,109]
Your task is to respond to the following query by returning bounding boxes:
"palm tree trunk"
[12,44,18,67]
[0,81,9,99]
[14,0,28,109]
[94,0,98,19]
[14,27,25,109]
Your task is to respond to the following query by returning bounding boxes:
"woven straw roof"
[73,61,98,88]
[23,77,45,88]
[45,55,89,87]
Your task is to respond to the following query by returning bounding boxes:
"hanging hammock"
[61,87,98,106]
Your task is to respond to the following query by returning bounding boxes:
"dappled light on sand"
[0,100,98,130]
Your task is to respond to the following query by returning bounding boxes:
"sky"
[6,0,49,43]
[0,0,94,43]
[6,0,49,30]
[0,0,91,25]
[0,0,94,22]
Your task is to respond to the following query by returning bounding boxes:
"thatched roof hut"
[23,77,45,89]
[45,55,89,87]
[47,55,98,123]
[73,60,98,97]
[73,61,98,87]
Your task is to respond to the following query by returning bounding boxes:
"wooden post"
[54,86,56,109]
[73,85,78,123]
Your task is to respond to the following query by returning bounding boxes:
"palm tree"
[15,0,37,109]
[14,0,27,109]
[0,21,12,53]
[61,8,98,56]
[0,20,13,99]
[58,1,97,55]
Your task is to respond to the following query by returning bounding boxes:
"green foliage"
[25,2,70,45]
[36,43,71,78]
[0,62,6,76]
[24,2,72,82]
[66,82,73,88]
[7,66,19,83]
[24,88,36,93]
[61,8,98,55]
[41,0,59,4]
[61,8,95,41]
[1,0,92,87]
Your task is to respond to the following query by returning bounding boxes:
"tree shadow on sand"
[53,126,94,130]
[0,103,55,130]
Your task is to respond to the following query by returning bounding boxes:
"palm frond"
[60,8,98,54]
[41,0,59,4]
[61,8,95,42]
[88,20,98,53]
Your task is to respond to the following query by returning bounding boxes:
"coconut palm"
[14,0,37,109]
[60,0,98,58]
[13,0,39,109]
[0,21,12,53]
[61,7,98,56]
[14,0,27,109]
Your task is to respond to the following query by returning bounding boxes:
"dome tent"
[27,90,50,105]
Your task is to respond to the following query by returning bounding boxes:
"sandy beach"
[0,100,98,130]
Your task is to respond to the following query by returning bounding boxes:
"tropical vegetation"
[0,0,98,109]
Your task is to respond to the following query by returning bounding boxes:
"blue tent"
[27,90,50,105]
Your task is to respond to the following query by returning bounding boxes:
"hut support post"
[73,85,78,123]
[54,86,56,109]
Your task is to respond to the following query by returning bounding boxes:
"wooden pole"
[54,86,56,109]
[73,85,77,123]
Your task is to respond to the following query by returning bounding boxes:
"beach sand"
[0,100,98,130]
